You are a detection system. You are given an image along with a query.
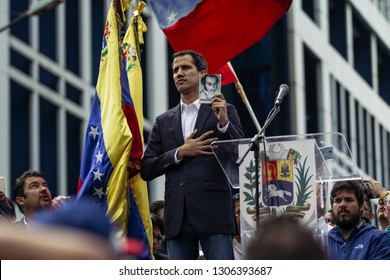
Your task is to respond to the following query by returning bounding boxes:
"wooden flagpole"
[227,62,262,132]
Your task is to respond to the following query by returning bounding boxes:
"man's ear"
[200,70,207,76]
[15,196,25,207]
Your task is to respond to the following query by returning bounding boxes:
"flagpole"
[227,62,262,132]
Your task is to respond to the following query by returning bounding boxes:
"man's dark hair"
[200,74,220,86]
[172,50,208,71]
[151,213,164,236]
[13,170,45,199]
[247,215,327,260]
[330,180,364,208]
[150,200,165,216]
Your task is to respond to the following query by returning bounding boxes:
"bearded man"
[328,180,390,260]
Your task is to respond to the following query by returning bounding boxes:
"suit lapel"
[170,104,184,144]
[171,103,212,143]
[194,104,212,136]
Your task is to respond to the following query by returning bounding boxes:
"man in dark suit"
[141,50,244,259]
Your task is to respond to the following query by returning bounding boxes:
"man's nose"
[176,68,184,76]
[338,199,347,207]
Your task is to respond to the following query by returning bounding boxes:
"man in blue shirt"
[328,180,390,260]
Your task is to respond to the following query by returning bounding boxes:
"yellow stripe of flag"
[123,3,153,252]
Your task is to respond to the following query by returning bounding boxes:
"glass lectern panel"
[211,132,361,257]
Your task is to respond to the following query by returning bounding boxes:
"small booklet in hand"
[199,74,221,104]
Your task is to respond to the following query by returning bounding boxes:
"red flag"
[148,0,292,83]
[218,63,238,85]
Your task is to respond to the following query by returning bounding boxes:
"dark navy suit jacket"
[141,103,244,239]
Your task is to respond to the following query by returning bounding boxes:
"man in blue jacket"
[328,180,390,259]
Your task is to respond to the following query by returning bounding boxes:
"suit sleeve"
[140,116,178,181]
[223,104,245,140]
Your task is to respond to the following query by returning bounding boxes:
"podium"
[211,132,361,256]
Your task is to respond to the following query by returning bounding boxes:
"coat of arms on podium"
[239,139,317,228]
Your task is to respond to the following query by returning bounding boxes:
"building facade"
[0,0,389,203]
[290,0,390,186]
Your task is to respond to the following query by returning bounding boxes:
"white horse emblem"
[267,184,292,202]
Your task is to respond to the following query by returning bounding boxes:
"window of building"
[67,113,82,195]
[304,45,320,133]
[11,49,31,75]
[370,115,377,177]
[39,97,58,197]
[354,100,361,167]
[377,40,390,104]
[302,0,319,26]
[10,81,31,192]
[230,36,274,135]
[65,0,80,75]
[344,91,351,148]
[39,8,57,61]
[39,66,59,92]
[66,83,82,105]
[352,12,372,86]
[335,81,351,146]
[329,0,347,59]
[92,1,106,85]
[382,128,390,187]
[10,0,29,44]
[362,108,368,172]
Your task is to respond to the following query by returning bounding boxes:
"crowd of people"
[0,170,116,259]
[147,178,390,260]
[1,50,390,260]
[2,173,389,260]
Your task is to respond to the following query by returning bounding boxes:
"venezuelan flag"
[76,0,151,259]
[123,2,153,257]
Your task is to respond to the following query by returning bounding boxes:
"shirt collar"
[23,216,32,230]
[180,99,201,111]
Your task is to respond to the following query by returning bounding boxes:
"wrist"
[177,147,184,160]
[219,121,228,128]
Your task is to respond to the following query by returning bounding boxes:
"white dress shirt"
[181,99,201,140]
[174,99,229,163]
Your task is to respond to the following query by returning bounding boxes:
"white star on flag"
[93,187,105,199]
[92,168,104,181]
[167,11,177,24]
[89,126,100,140]
[95,150,103,163]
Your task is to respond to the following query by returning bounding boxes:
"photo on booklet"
[199,74,221,104]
